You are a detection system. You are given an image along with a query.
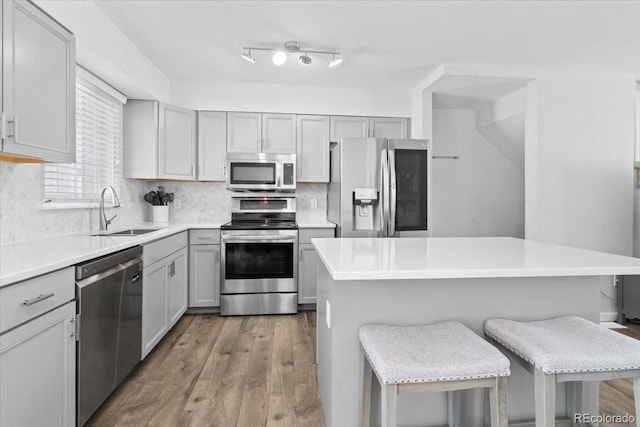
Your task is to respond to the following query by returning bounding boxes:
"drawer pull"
[22,293,55,306]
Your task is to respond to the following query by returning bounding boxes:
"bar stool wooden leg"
[634,378,640,427]
[534,369,555,427]
[447,391,461,427]
[381,383,398,427]
[489,377,508,427]
[566,381,582,426]
[361,355,373,427]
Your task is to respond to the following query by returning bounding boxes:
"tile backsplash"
[0,162,147,244]
[0,161,327,245]
[142,181,327,223]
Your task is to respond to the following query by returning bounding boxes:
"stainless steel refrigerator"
[328,137,431,237]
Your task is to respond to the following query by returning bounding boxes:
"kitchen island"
[311,237,640,427]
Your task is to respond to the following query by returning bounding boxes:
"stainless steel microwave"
[226,153,296,192]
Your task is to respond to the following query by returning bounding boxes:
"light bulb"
[272,51,287,65]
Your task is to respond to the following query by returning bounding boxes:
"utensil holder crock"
[152,206,169,225]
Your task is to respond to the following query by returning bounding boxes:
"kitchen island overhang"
[312,237,640,427]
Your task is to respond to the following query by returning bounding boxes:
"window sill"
[41,201,121,210]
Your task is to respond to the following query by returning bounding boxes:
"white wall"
[524,71,635,257]
[431,109,524,238]
[171,81,411,117]
[523,71,636,319]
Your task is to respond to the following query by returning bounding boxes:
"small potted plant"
[144,186,174,224]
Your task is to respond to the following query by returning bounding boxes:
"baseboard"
[600,311,618,322]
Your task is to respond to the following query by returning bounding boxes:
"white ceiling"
[94,0,640,91]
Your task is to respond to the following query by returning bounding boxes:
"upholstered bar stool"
[359,321,510,427]
[485,316,640,427]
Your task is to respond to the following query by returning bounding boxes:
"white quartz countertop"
[0,222,226,287]
[296,213,335,228]
[311,237,640,281]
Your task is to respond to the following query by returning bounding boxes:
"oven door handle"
[222,235,296,242]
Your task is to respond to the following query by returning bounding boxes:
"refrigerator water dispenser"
[353,188,378,231]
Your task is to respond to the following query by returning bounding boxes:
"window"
[43,67,126,207]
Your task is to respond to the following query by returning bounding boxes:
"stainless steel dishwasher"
[75,246,143,426]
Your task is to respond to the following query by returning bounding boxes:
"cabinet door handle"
[299,249,303,261]
[23,293,54,306]
[216,251,220,264]
[7,116,18,141]
[192,164,196,176]
[132,273,141,284]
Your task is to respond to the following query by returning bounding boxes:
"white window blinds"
[43,68,125,206]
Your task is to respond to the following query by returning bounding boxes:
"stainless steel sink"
[91,228,160,236]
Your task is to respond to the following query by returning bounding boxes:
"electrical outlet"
[173,198,182,209]
[310,198,318,209]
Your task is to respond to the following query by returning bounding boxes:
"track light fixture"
[329,54,343,68]
[298,53,312,66]
[241,41,342,67]
[241,49,255,63]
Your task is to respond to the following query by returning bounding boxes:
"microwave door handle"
[388,149,397,237]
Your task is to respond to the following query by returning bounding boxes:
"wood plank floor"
[87,313,324,427]
[87,315,639,427]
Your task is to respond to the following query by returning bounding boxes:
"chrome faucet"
[99,185,121,231]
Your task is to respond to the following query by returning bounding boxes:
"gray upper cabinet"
[124,100,196,180]
[159,104,197,180]
[1,0,75,163]
[297,115,330,183]
[227,112,295,154]
[330,116,409,141]
[197,111,226,181]
[330,116,369,141]
[227,112,261,153]
[262,113,296,153]
[370,117,408,138]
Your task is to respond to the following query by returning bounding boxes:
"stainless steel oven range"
[220,196,298,316]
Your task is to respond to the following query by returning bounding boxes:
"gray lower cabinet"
[0,267,76,427]
[142,232,188,359]
[298,227,335,305]
[188,229,221,308]
[167,248,188,327]
[299,244,321,304]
